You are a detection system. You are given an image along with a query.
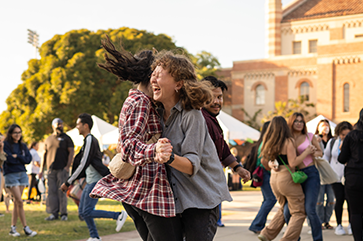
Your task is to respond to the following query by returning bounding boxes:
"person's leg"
[58,169,68,217]
[123,203,150,241]
[181,206,219,241]
[301,166,323,241]
[79,183,100,238]
[249,169,276,232]
[324,184,335,228]
[346,187,363,240]
[216,203,224,226]
[316,184,325,225]
[27,174,36,200]
[260,169,288,240]
[9,185,27,227]
[331,183,344,225]
[46,170,59,218]
[134,205,183,241]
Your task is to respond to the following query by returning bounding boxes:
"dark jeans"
[345,173,363,241]
[285,166,323,241]
[331,182,350,225]
[249,169,277,232]
[123,203,183,241]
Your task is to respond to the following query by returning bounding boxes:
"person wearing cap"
[40,118,74,221]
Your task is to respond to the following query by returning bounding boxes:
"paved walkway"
[78,190,353,241]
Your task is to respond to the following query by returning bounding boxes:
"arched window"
[344,83,349,112]
[256,84,265,105]
[300,82,309,101]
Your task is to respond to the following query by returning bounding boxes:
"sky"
[0,0,292,113]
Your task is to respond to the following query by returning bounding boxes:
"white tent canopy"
[102,128,119,145]
[66,115,117,148]
[217,110,260,141]
[306,115,337,135]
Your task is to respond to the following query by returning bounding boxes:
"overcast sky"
[0,0,292,113]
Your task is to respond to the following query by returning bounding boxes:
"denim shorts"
[4,172,29,188]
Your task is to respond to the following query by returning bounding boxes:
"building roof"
[282,0,363,23]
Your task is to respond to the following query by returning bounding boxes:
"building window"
[355,34,363,38]
[300,82,309,101]
[256,84,265,105]
[293,41,301,54]
[344,83,349,112]
[309,40,317,53]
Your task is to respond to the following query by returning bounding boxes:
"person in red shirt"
[201,76,251,227]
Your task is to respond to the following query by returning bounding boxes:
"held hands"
[155,138,173,164]
[304,144,316,155]
[269,160,279,171]
[235,167,251,183]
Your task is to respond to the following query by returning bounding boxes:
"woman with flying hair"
[150,50,232,241]
[258,116,314,241]
[285,112,323,241]
[91,36,182,241]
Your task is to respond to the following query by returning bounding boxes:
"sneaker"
[87,237,102,241]
[61,215,68,221]
[0,213,4,217]
[258,234,270,241]
[116,210,127,232]
[217,221,225,227]
[24,226,37,237]
[9,226,20,237]
[347,223,352,235]
[335,224,346,235]
[307,229,312,234]
[45,214,58,221]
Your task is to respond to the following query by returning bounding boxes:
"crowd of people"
[0,35,362,241]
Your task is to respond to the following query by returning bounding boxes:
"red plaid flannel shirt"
[91,89,175,217]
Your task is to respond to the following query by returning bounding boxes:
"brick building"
[220,0,363,125]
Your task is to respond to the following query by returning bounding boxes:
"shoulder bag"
[108,134,161,180]
[278,155,307,184]
[306,134,339,185]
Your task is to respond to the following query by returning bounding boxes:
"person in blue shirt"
[3,124,37,237]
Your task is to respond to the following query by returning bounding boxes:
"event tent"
[66,115,117,148]
[217,110,260,142]
[306,115,337,135]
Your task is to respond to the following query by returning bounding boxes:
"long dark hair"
[315,119,333,140]
[350,108,363,142]
[261,116,293,161]
[5,124,25,152]
[244,121,270,173]
[97,35,154,86]
[355,108,363,131]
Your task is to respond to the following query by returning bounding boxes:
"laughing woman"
[3,124,37,237]
[150,51,232,241]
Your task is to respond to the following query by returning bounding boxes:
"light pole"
[27,29,39,59]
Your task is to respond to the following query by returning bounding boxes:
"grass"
[0,198,135,241]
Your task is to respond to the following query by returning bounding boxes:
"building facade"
[220,0,363,125]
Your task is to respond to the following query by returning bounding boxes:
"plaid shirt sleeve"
[118,95,156,166]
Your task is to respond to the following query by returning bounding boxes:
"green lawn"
[0,198,135,241]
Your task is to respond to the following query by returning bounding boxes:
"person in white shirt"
[26,142,41,202]
[323,121,353,235]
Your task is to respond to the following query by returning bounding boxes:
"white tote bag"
[307,134,340,185]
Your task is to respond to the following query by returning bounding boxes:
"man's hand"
[235,167,251,183]
[155,138,173,164]
[60,183,68,192]
[64,166,70,173]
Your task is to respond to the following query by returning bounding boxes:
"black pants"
[345,173,363,241]
[331,182,350,225]
[27,173,38,200]
[180,206,219,241]
[123,203,183,241]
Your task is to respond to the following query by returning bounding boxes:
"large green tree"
[0,28,182,142]
[1,27,220,143]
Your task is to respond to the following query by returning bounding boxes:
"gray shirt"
[158,101,232,214]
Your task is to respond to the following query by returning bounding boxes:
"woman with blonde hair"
[258,116,314,241]
[150,50,232,240]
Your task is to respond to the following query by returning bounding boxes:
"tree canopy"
[1,27,220,142]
